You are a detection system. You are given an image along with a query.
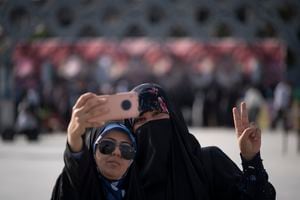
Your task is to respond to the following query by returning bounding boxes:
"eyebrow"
[102,137,131,144]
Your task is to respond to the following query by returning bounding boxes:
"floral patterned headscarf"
[127,83,169,127]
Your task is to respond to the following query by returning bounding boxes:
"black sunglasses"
[97,139,136,160]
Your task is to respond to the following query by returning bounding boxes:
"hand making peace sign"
[232,102,262,161]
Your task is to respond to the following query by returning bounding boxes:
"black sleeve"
[51,137,92,200]
[206,146,276,200]
[63,141,92,189]
[239,152,276,200]
[51,167,79,200]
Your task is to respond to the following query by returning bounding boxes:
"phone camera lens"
[121,100,132,110]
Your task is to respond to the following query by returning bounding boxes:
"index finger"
[232,107,242,136]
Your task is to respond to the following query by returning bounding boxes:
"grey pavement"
[0,128,299,200]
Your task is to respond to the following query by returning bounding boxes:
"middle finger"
[241,102,250,130]
[81,96,107,114]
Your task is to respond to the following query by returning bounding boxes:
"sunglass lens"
[119,144,135,160]
[98,140,115,155]
[98,140,135,160]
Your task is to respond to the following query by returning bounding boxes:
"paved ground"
[0,128,299,200]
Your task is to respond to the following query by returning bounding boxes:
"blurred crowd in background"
[8,38,299,141]
[1,0,300,145]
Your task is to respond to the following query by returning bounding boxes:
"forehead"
[138,110,161,117]
[135,110,170,121]
[102,130,131,142]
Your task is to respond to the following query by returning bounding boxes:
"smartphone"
[101,92,139,121]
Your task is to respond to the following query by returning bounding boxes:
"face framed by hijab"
[93,122,137,200]
[94,129,135,180]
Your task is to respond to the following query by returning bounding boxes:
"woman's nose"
[111,145,121,157]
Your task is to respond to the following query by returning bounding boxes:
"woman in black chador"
[126,83,276,200]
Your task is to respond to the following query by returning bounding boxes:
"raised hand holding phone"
[67,92,109,152]
[87,92,139,123]
[67,92,139,152]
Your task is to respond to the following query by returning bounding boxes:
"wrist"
[240,152,268,181]
[241,152,264,171]
[241,152,256,161]
[67,134,83,152]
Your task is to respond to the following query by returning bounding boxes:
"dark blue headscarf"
[93,122,136,154]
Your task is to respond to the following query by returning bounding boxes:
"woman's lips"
[106,159,121,166]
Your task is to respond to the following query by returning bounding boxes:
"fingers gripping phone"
[101,92,139,121]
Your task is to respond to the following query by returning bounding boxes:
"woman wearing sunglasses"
[125,83,276,200]
[51,94,141,200]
